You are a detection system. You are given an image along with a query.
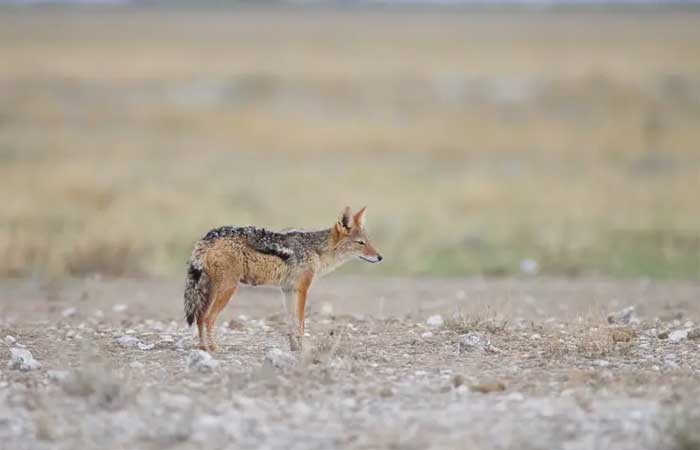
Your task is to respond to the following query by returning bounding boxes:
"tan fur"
[184,206,382,351]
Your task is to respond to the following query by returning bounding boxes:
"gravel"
[1,277,699,450]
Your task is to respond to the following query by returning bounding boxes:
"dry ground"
[2,276,700,450]
[1,9,700,279]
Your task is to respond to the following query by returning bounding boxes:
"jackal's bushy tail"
[184,240,211,326]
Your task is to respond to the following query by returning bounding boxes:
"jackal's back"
[202,226,296,261]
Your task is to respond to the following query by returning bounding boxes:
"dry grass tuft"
[543,322,628,360]
[65,241,144,277]
[302,326,349,367]
[443,307,508,335]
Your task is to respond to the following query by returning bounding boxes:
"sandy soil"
[1,276,700,450]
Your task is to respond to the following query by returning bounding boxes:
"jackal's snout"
[360,253,383,263]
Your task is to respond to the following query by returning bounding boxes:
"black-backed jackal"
[184,206,382,351]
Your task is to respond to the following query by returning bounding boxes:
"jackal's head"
[333,206,383,263]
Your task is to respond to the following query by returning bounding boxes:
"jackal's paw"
[196,344,215,352]
[208,343,221,352]
[287,333,302,352]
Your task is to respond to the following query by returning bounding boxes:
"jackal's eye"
[354,240,366,246]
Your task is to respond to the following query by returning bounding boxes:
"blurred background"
[1,1,699,280]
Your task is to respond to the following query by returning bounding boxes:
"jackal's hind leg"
[196,313,207,351]
[204,282,238,352]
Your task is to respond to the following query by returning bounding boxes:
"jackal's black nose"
[377,254,383,262]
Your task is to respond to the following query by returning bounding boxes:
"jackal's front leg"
[281,272,313,351]
[295,272,314,347]
[281,288,301,351]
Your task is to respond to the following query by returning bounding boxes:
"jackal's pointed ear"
[353,206,367,229]
[336,206,352,233]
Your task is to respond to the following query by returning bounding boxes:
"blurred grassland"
[1,9,699,279]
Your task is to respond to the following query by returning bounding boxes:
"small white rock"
[664,360,680,370]
[8,348,41,371]
[112,304,128,313]
[320,303,334,316]
[62,307,78,318]
[264,348,296,369]
[421,331,434,338]
[47,370,69,382]
[129,361,145,369]
[4,336,16,345]
[115,335,141,348]
[607,306,637,325]
[426,315,444,328]
[137,342,155,351]
[669,329,690,343]
[187,350,219,372]
[506,392,525,402]
[458,332,490,353]
[341,398,357,409]
[520,259,540,275]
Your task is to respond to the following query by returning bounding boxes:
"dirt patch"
[1,276,699,449]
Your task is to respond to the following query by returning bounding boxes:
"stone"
[8,348,41,371]
[520,259,540,275]
[61,307,78,318]
[137,342,155,351]
[687,328,700,340]
[668,329,690,343]
[187,350,219,372]
[47,370,69,382]
[264,348,296,369]
[458,332,490,353]
[607,306,637,325]
[426,315,444,327]
[115,335,141,348]
[112,304,128,313]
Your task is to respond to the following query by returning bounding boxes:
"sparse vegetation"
[443,307,508,335]
[1,10,700,279]
[2,277,700,450]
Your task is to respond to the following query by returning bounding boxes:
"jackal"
[184,206,382,351]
